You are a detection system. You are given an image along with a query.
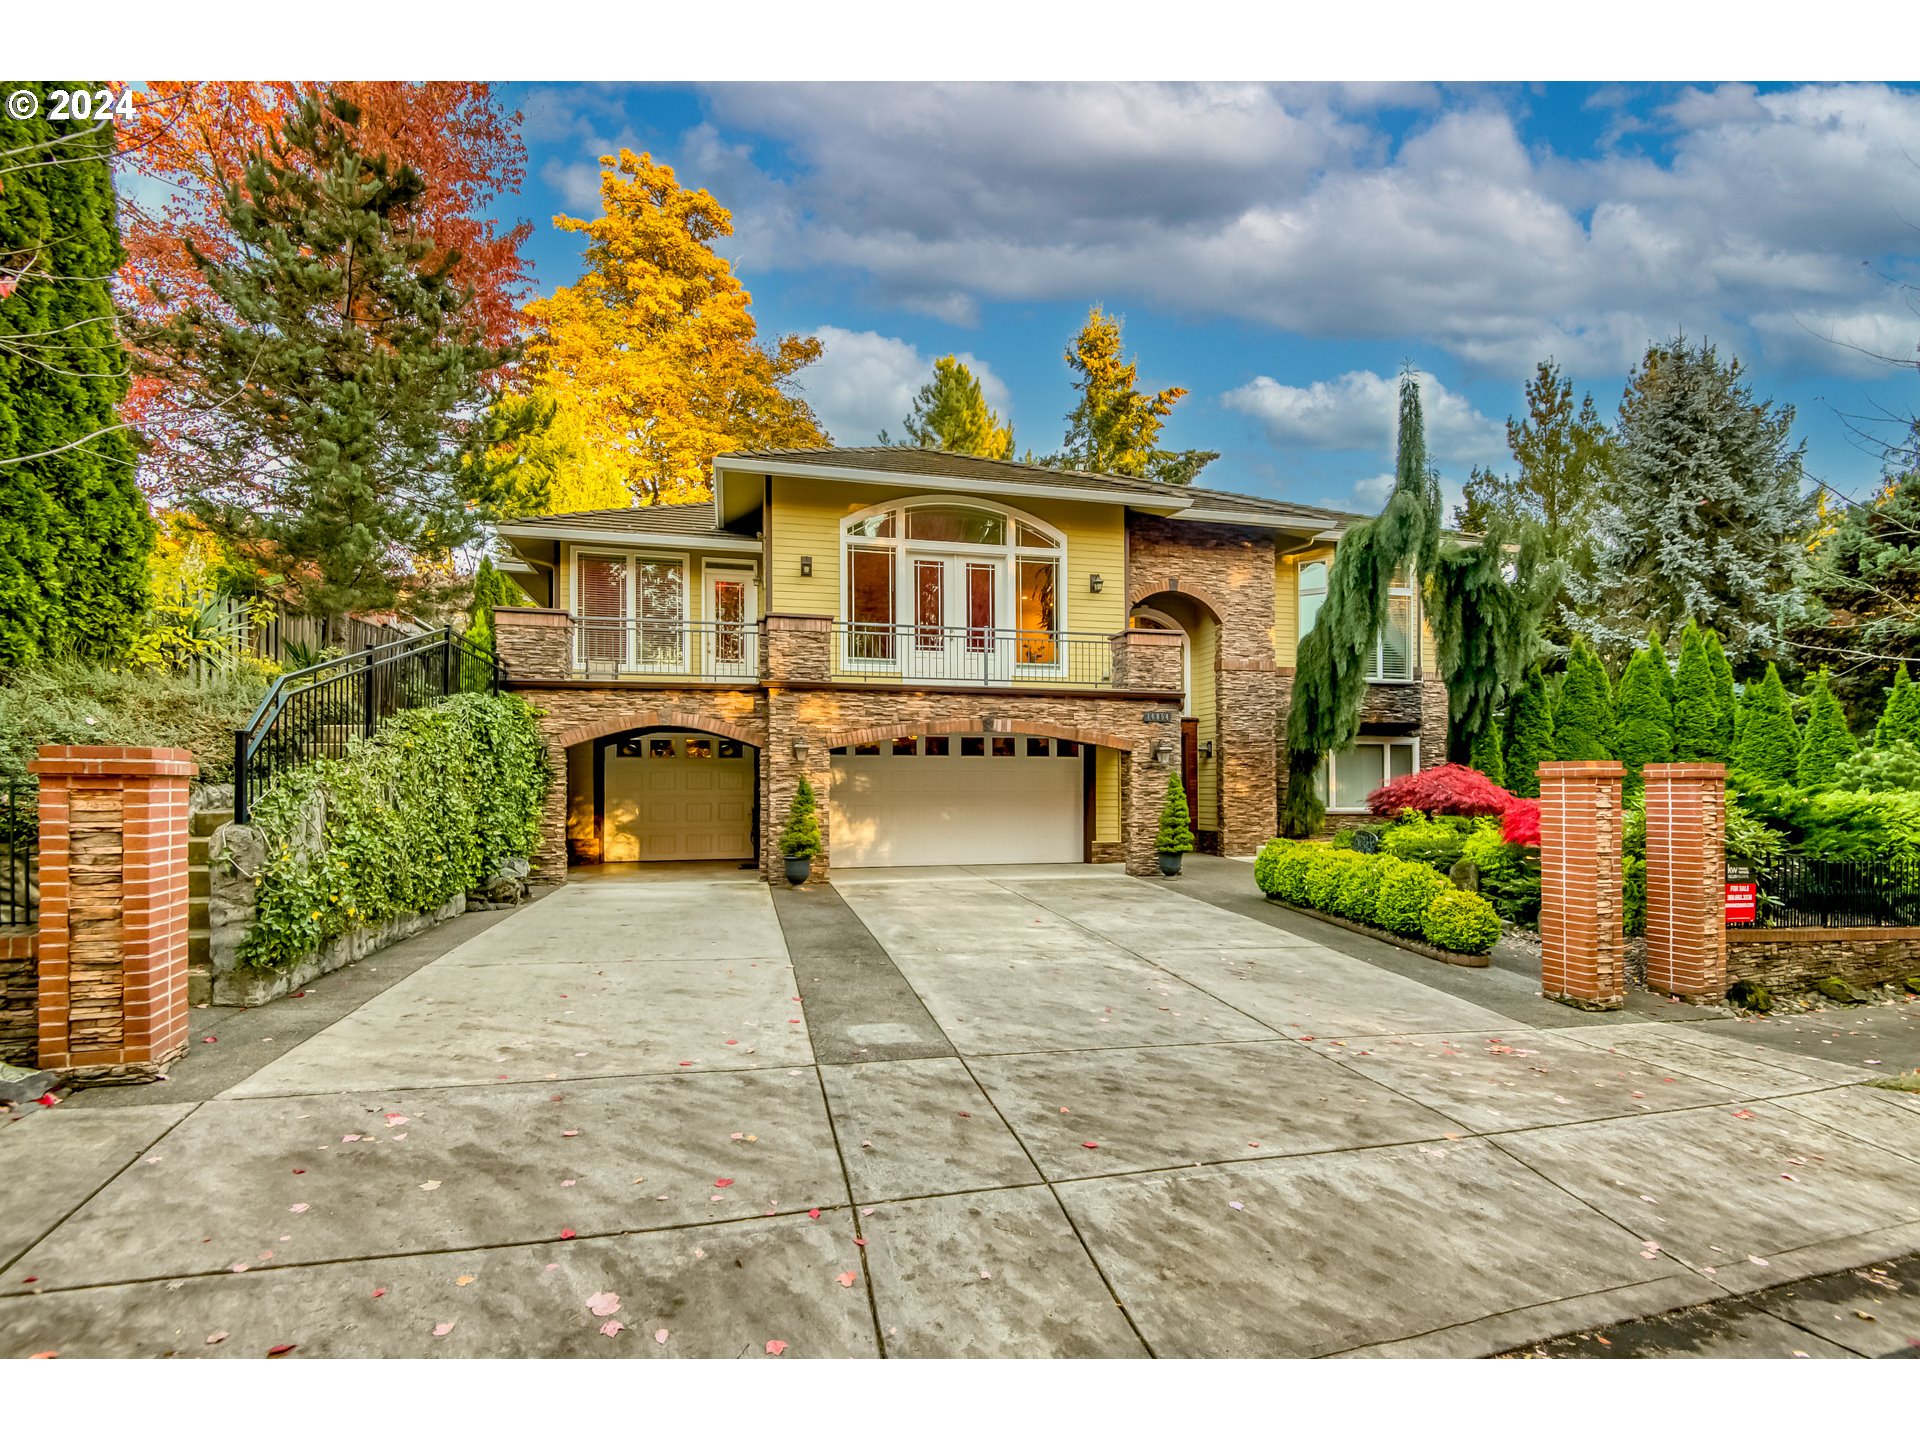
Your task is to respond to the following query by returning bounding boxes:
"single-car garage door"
[603,732,754,861]
[829,734,1084,867]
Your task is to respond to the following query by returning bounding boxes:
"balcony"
[493,610,1186,695]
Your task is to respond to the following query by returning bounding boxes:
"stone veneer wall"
[1,928,36,1067]
[1726,929,1920,993]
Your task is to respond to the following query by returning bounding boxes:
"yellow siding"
[766,477,1127,637]
[1192,619,1220,830]
[1095,745,1121,844]
[1273,544,1333,668]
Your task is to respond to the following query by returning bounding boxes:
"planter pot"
[783,855,813,886]
[1158,851,1184,877]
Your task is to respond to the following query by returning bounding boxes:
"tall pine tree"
[0,80,153,664]
[1795,669,1856,788]
[1552,637,1616,762]
[1056,306,1216,484]
[1571,337,1814,665]
[882,355,1014,459]
[1731,662,1799,784]
[1614,642,1674,786]
[1503,667,1556,799]
[141,93,515,624]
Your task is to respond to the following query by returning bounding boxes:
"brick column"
[1643,762,1728,1000]
[33,747,197,1081]
[1537,760,1626,1010]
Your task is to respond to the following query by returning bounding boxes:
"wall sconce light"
[1152,738,1175,766]
[791,738,809,761]
[799,555,813,577]
[1198,740,1215,761]
[1088,573,1104,593]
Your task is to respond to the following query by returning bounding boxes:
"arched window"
[842,498,1067,671]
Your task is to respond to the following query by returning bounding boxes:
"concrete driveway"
[4,859,1920,1358]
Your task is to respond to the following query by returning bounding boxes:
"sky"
[488,80,1920,519]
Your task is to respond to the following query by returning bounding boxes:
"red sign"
[1724,882,1757,925]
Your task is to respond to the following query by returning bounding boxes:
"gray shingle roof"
[498,501,721,536]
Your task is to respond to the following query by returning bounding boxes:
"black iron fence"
[234,628,504,823]
[1,777,34,928]
[1731,852,1920,929]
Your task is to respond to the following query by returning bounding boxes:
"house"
[492,447,1449,884]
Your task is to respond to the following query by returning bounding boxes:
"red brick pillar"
[33,747,197,1081]
[1642,763,1728,1000]
[1537,760,1627,1010]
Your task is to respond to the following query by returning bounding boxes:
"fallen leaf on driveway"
[419,1180,441,1191]
[29,1351,56,1359]
[808,1208,821,1218]
[433,1322,456,1337]
[1082,1141,1099,1150]
[562,1130,580,1138]
[371,1288,387,1298]
[765,1339,788,1355]
[205,1331,229,1345]
[599,1319,625,1338]
[1228,1201,1244,1211]
[455,1275,476,1287]
[655,1328,670,1344]
[1732,1109,1755,1120]
[714,1178,734,1188]
[587,1292,620,1317]
[559,1228,577,1239]
[266,1343,296,1357]
[836,1271,858,1287]
[289,1204,309,1214]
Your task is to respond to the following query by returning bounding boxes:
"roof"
[496,501,722,537]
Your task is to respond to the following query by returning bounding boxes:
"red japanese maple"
[1366,762,1517,819]
[1500,798,1542,846]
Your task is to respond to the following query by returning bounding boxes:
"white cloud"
[1221,370,1506,471]
[672,81,1920,379]
[798,327,1012,447]
[540,157,605,212]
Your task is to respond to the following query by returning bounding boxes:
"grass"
[1866,1071,1920,1093]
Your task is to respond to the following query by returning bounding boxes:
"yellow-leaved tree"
[508,151,828,510]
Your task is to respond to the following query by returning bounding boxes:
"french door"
[904,553,1012,683]
[703,566,758,679]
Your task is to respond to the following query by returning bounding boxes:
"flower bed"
[1255,837,1503,960]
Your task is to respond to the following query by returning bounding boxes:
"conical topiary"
[1878,664,1920,748]
[1703,629,1735,760]
[779,776,823,859]
[1504,666,1556,798]
[1614,644,1674,787]
[1469,713,1506,786]
[1157,772,1195,853]
[1552,636,1615,762]
[1645,628,1675,711]
[1731,662,1799,784]
[1672,621,1721,762]
[1795,669,1857,789]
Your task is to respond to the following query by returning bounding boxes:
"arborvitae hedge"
[1878,665,1920,748]
[1672,621,1722,761]
[1552,637,1615,762]
[1795,669,1857,788]
[1504,667,1556,798]
[1704,629,1736,759]
[1732,663,1799,784]
[1468,715,1506,787]
[1614,643,1674,785]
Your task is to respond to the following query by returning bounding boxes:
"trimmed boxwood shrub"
[1305,848,1365,911]
[1334,855,1388,925]
[1374,859,1452,937]
[239,692,550,972]
[1421,889,1502,954]
[1254,837,1293,896]
[1271,842,1318,903]
[1381,813,1475,874]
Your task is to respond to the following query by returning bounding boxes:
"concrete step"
[191,809,234,838]
[187,931,209,965]
[189,897,208,933]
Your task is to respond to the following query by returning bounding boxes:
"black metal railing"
[234,628,503,823]
[572,617,761,682]
[1731,852,1920,929]
[829,623,1117,689]
[1,777,35,928]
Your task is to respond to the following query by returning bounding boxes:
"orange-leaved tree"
[116,82,531,499]
[509,150,827,509]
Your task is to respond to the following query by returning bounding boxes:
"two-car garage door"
[829,735,1084,868]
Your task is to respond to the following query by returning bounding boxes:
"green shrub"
[1832,739,1920,796]
[1380,812,1473,873]
[1305,848,1365,911]
[1735,781,1920,865]
[1333,854,1388,924]
[1461,818,1541,924]
[1156,773,1195,853]
[0,660,270,785]
[1271,842,1319,903]
[1374,858,1451,936]
[1254,838,1293,895]
[779,776,823,860]
[240,692,549,972]
[1421,888,1503,954]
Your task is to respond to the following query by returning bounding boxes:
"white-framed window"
[573,549,686,670]
[840,496,1067,670]
[1296,559,1415,682]
[1315,737,1418,813]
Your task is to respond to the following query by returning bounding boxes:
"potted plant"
[1156,772,1195,876]
[779,776,823,885]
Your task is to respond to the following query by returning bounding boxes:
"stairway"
[187,807,231,1007]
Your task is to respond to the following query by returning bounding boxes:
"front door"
[703,568,758,680]
[905,555,1011,684]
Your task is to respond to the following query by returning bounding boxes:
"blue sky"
[490,81,1920,518]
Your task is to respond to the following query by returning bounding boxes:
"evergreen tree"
[1877,664,1920,747]
[1425,517,1553,763]
[1503,667,1556,799]
[1468,712,1506,786]
[1571,337,1814,665]
[1613,645,1674,786]
[1645,627,1675,710]
[881,355,1014,459]
[1795,669,1856,788]
[461,556,527,686]
[1731,662,1799,784]
[1704,628,1736,759]
[1671,621,1724,762]
[1057,306,1216,484]
[1457,359,1613,648]
[141,93,518,625]
[1800,427,1920,724]
[0,80,153,665]
[1156,773,1195,853]
[1552,636,1615,762]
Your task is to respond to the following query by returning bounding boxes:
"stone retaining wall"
[1725,927,1920,993]
[0,928,36,1068]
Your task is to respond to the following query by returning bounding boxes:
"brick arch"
[1128,580,1226,624]
[554,708,764,751]
[819,715,1133,754]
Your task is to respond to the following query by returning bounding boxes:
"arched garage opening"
[566,725,760,871]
